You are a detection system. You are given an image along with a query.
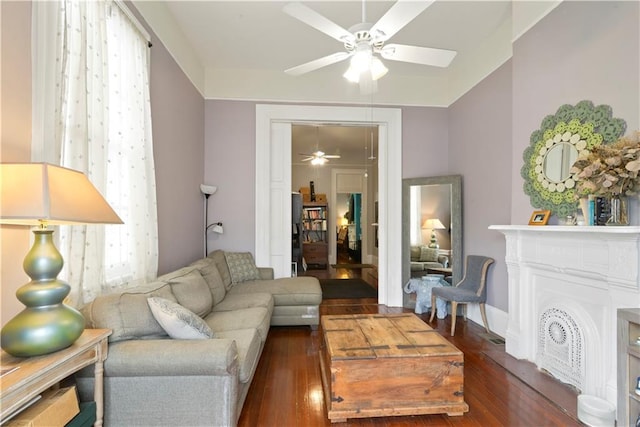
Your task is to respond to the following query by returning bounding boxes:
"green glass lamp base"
[0,300,85,357]
[0,228,85,357]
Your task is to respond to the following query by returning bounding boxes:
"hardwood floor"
[238,267,582,426]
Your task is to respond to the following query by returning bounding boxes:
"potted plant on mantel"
[570,131,640,225]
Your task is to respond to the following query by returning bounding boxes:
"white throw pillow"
[147,297,215,339]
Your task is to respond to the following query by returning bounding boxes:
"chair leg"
[429,294,437,323]
[479,303,490,333]
[462,304,467,321]
[450,301,458,336]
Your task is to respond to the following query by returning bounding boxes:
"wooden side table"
[425,267,453,276]
[0,329,111,426]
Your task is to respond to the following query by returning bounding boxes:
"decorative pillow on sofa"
[224,252,261,284]
[147,297,215,339]
[419,246,439,262]
[410,246,422,261]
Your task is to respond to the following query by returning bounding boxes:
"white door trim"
[255,104,402,307]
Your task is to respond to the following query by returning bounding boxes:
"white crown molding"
[132,1,205,96]
[447,16,513,106]
[512,0,563,43]
[204,67,451,106]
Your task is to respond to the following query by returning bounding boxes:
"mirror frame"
[402,175,462,308]
[521,100,627,217]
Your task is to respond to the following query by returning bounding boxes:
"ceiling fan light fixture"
[343,65,360,83]
[311,157,327,166]
[343,55,388,83]
[370,57,388,80]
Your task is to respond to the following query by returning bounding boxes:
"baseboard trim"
[466,304,508,338]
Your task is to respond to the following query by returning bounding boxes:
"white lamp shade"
[200,184,217,195]
[0,163,123,226]
[422,218,445,230]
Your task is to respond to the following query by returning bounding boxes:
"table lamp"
[422,218,446,249]
[0,163,123,357]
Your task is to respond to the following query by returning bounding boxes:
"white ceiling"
[292,124,378,165]
[132,1,559,160]
[133,1,560,106]
[165,1,508,73]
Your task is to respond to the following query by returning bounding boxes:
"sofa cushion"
[224,252,261,284]
[214,329,262,383]
[189,258,227,305]
[209,250,233,290]
[420,247,439,262]
[410,261,425,271]
[81,282,175,343]
[147,297,215,340]
[160,268,213,318]
[227,276,322,306]
[211,292,274,313]
[204,307,271,342]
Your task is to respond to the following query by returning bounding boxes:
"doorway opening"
[255,104,403,308]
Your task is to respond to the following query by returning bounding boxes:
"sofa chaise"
[75,250,322,426]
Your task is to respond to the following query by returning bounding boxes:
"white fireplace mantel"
[489,225,640,412]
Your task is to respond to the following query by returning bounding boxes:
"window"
[32,1,158,304]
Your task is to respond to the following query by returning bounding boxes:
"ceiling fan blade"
[300,156,314,162]
[370,0,435,43]
[283,2,355,44]
[380,44,457,67]
[324,155,341,159]
[285,52,351,76]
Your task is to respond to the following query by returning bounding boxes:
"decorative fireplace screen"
[537,307,585,392]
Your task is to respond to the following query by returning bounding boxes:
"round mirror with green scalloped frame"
[521,100,627,217]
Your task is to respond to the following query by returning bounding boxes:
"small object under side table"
[0,329,111,427]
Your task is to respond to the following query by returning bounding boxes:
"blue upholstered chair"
[429,255,494,336]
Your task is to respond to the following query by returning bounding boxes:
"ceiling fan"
[283,0,457,89]
[300,150,341,165]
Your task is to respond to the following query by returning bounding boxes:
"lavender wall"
[203,101,257,253]
[1,1,33,326]
[449,61,513,311]
[147,32,205,274]
[401,107,449,178]
[203,101,450,254]
[511,1,640,224]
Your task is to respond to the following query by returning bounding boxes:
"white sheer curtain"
[31,1,158,305]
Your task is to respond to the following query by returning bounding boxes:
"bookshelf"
[618,308,640,427]
[302,202,328,268]
[292,193,303,276]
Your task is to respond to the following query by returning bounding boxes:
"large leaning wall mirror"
[402,175,462,308]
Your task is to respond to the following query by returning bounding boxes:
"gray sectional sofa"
[75,250,322,426]
[410,245,450,277]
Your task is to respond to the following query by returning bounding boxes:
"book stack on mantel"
[584,196,611,226]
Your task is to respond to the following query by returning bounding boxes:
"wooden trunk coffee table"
[319,313,468,423]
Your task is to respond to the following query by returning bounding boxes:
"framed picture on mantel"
[529,210,551,225]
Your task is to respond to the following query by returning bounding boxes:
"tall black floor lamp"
[200,184,223,256]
